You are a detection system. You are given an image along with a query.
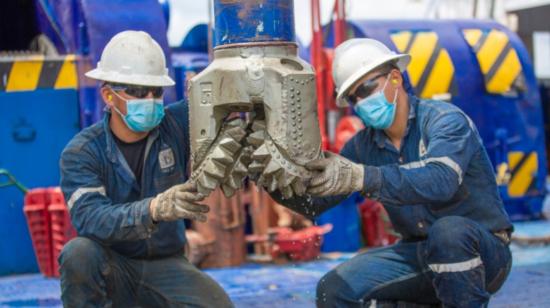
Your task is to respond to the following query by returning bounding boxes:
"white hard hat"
[86,30,175,87]
[333,38,410,107]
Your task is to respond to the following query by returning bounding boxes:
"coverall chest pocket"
[154,170,185,193]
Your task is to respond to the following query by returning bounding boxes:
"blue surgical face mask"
[112,92,165,132]
[353,76,398,129]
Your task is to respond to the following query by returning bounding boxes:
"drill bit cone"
[188,0,322,198]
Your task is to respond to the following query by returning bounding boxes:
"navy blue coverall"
[273,96,513,307]
[58,101,232,307]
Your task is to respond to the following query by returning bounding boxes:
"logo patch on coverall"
[158,148,175,172]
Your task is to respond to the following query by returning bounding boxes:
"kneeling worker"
[273,38,513,307]
[58,31,233,307]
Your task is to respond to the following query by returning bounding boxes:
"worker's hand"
[150,181,210,222]
[305,151,364,197]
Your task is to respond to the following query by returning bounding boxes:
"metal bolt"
[296,90,301,95]
[297,98,301,102]
[290,88,295,92]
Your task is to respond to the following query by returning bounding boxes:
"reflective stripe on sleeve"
[67,186,106,210]
[429,256,482,273]
[400,156,464,184]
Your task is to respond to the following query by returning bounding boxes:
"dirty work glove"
[150,181,210,222]
[305,151,364,197]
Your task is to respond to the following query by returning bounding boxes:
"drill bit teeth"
[256,174,270,190]
[251,144,270,161]
[225,126,247,142]
[251,120,266,132]
[191,116,249,197]
[278,174,295,191]
[233,160,248,175]
[210,147,234,165]
[263,159,282,176]
[268,177,279,193]
[248,161,265,173]
[197,173,218,195]
[196,183,210,196]
[203,160,226,179]
[226,174,241,190]
[219,137,241,154]
[246,131,265,147]
[291,178,307,196]
[240,148,253,166]
[221,184,236,198]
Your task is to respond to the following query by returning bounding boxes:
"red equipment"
[23,187,76,277]
[358,199,398,247]
[311,0,348,151]
[246,224,333,262]
[333,115,364,152]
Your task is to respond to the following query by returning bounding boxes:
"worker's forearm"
[365,163,461,206]
[72,197,156,244]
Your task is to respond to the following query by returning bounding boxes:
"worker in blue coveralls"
[272,38,513,307]
[58,31,233,307]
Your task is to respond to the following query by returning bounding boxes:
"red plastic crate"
[23,189,54,277]
[48,188,77,277]
[359,199,398,247]
[23,187,76,277]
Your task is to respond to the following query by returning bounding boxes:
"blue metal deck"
[2,221,550,307]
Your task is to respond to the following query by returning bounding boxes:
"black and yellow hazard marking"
[0,55,78,92]
[507,151,538,197]
[463,29,523,95]
[391,31,455,99]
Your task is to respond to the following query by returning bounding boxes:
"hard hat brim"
[335,53,411,107]
[85,68,175,87]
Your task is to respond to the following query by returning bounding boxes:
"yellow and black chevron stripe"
[463,29,524,94]
[507,151,538,197]
[391,31,455,99]
[0,55,78,92]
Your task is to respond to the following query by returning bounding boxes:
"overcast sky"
[166,0,528,47]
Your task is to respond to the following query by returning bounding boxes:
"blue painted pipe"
[213,0,295,47]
